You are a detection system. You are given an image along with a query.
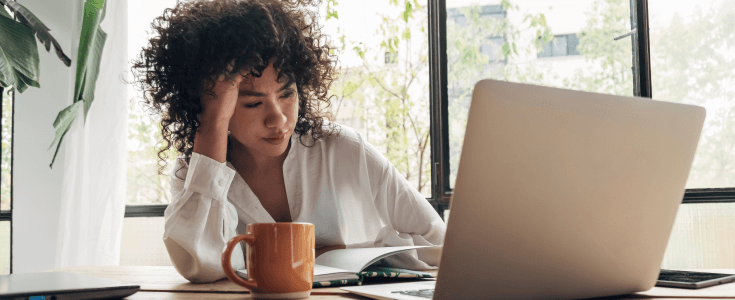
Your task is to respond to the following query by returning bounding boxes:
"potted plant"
[0,0,107,167]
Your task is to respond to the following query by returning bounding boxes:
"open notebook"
[237,245,439,287]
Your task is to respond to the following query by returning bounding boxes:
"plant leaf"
[48,101,82,167]
[79,27,106,119]
[2,0,71,66]
[49,0,106,168]
[15,70,37,91]
[73,0,106,106]
[501,42,511,57]
[403,1,412,22]
[0,11,39,92]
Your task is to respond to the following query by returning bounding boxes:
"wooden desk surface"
[49,266,735,299]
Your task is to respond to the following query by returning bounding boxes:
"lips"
[264,131,288,144]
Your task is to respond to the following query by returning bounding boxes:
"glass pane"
[0,221,8,274]
[1,90,11,210]
[128,1,432,200]
[552,35,568,56]
[127,0,178,205]
[120,217,171,266]
[323,0,432,196]
[444,204,735,269]
[661,203,735,269]
[567,34,581,55]
[446,0,634,187]
[649,0,735,188]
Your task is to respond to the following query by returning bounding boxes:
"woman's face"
[228,64,299,160]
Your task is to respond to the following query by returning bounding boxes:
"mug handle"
[221,234,258,290]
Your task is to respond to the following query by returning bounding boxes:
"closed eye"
[280,91,295,99]
[245,102,262,108]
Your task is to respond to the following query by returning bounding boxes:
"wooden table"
[50,266,735,299]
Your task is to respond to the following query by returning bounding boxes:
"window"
[648,0,735,268]
[446,0,634,188]
[1,90,9,211]
[118,0,735,269]
[323,0,431,196]
[1,88,11,274]
[649,0,735,189]
[126,0,178,207]
[384,51,399,64]
[440,0,735,269]
[1,2,14,273]
[121,0,179,266]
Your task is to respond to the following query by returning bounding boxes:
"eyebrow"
[239,81,295,97]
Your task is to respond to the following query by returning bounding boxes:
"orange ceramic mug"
[222,222,315,299]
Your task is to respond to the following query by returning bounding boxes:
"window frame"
[123,0,732,219]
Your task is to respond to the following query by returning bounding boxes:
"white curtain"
[55,0,129,267]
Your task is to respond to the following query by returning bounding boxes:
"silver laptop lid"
[435,80,705,300]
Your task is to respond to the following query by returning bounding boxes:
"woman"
[132,0,445,283]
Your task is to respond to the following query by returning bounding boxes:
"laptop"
[342,79,706,299]
[0,272,140,299]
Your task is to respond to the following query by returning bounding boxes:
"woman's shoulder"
[301,122,387,166]
[292,122,371,157]
[307,121,366,149]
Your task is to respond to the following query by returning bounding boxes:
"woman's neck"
[229,138,290,174]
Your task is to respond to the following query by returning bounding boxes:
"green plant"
[0,0,107,168]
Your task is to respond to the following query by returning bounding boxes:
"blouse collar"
[225,133,300,223]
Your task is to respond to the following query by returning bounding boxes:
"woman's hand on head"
[193,68,244,163]
[200,71,244,122]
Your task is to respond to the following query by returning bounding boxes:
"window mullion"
[428,0,450,210]
[635,0,652,98]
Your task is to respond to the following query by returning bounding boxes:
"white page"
[236,265,358,281]
[237,265,350,276]
[314,245,438,273]
[313,264,353,276]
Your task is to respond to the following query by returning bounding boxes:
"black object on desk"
[0,271,140,299]
[657,269,735,289]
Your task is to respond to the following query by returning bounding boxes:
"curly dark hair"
[131,0,338,173]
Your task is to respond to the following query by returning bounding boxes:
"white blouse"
[162,123,446,283]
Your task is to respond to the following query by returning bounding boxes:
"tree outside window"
[324,0,432,196]
[1,89,11,211]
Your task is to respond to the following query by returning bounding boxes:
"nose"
[264,101,287,129]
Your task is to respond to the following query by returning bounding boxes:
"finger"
[226,60,246,84]
[231,73,244,85]
[226,59,236,73]
[214,59,241,81]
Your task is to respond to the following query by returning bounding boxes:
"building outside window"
[537,33,581,58]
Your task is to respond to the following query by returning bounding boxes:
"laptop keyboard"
[392,289,435,298]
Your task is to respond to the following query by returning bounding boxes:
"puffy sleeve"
[344,132,446,270]
[162,152,245,283]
